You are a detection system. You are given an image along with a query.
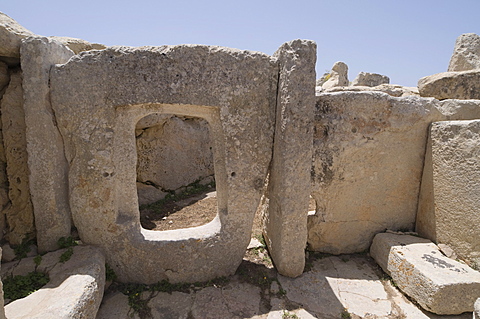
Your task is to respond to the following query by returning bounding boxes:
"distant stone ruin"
[0,11,479,318]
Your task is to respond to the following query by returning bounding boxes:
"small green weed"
[282,310,299,319]
[59,247,74,263]
[57,236,78,249]
[3,271,49,301]
[341,308,351,318]
[105,264,117,282]
[33,255,42,266]
[12,237,35,259]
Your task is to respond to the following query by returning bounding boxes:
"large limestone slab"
[308,92,444,254]
[0,69,34,244]
[370,233,480,315]
[418,70,480,100]
[263,39,316,277]
[417,120,480,267]
[136,115,214,191]
[20,37,74,253]
[448,33,480,72]
[4,245,105,319]
[50,43,281,283]
[0,12,35,58]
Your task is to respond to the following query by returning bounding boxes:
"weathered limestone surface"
[21,37,74,253]
[448,33,480,72]
[416,101,480,242]
[48,36,106,54]
[136,115,214,191]
[321,83,419,97]
[0,61,10,240]
[351,71,389,87]
[418,70,480,100]
[4,245,105,319]
[322,61,348,89]
[1,69,34,244]
[0,12,35,58]
[308,92,444,254]
[418,120,480,267]
[263,40,316,277]
[50,43,282,283]
[370,233,480,315]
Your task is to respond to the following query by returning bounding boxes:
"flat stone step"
[370,232,480,315]
[2,245,105,319]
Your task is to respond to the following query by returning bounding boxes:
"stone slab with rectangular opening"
[49,44,279,283]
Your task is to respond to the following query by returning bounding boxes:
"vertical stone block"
[308,93,444,254]
[1,69,34,244]
[418,120,480,267]
[263,39,316,277]
[20,37,74,252]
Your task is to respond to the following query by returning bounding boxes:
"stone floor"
[96,251,473,319]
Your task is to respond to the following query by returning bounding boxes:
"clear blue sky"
[3,0,480,87]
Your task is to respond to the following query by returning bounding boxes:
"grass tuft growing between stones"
[12,236,36,260]
[3,271,49,301]
[57,236,78,263]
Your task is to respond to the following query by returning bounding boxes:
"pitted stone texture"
[50,43,280,283]
[308,92,444,254]
[0,12,35,58]
[322,61,349,89]
[352,72,390,87]
[263,39,316,277]
[21,37,74,253]
[370,233,480,315]
[448,33,480,72]
[0,69,34,244]
[418,120,480,267]
[4,245,105,319]
[48,36,106,54]
[418,70,480,100]
[322,83,419,97]
[136,115,214,191]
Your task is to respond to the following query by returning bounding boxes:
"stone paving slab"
[96,253,474,318]
[370,233,480,315]
[2,245,105,319]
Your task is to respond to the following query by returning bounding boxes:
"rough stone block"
[4,245,105,319]
[307,92,444,254]
[322,61,348,89]
[418,70,480,100]
[263,39,316,277]
[417,120,480,267]
[50,43,281,283]
[21,36,74,253]
[1,69,34,244]
[0,12,35,58]
[475,298,480,319]
[448,33,480,72]
[351,72,389,87]
[370,233,480,315]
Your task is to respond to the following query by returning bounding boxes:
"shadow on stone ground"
[97,247,473,319]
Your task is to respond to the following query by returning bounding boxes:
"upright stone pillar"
[20,37,74,252]
[263,39,316,277]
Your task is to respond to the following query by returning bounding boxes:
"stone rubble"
[322,61,349,89]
